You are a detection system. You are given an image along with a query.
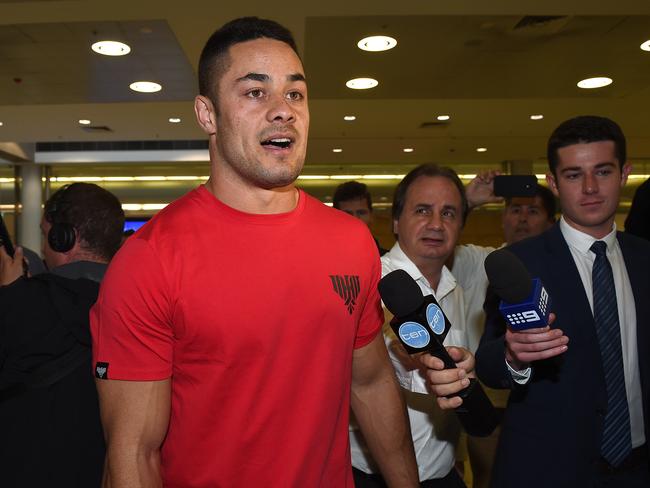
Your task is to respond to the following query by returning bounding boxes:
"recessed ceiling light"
[344,115,356,121]
[0,121,3,127]
[530,114,544,120]
[78,119,91,125]
[640,40,650,51]
[357,36,397,52]
[130,81,162,93]
[332,148,343,153]
[91,40,131,56]
[437,115,451,121]
[403,148,414,153]
[168,117,181,123]
[577,77,613,89]
[476,147,488,153]
[346,78,378,90]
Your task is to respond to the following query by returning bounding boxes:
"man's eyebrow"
[288,73,306,83]
[236,72,269,83]
[560,161,616,174]
[235,72,307,83]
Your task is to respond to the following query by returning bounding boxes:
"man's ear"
[194,95,217,136]
[392,218,399,236]
[546,172,559,198]
[621,162,632,187]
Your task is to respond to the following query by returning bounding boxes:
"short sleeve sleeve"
[91,238,174,381]
[352,240,383,349]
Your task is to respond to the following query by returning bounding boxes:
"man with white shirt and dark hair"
[351,163,473,488]
[428,115,650,488]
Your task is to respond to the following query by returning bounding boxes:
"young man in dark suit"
[476,116,650,487]
[424,116,650,488]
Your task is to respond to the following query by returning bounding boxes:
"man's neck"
[561,214,615,240]
[412,258,444,292]
[206,157,299,214]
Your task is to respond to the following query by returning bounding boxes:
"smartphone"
[0,214,16,257]
[493,175,538,197]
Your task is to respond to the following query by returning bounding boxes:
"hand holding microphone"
[379,269,498,437]
[484,249,569,369]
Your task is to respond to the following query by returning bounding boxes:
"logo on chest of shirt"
[330,275,361,315]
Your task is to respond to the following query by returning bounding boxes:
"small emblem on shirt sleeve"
[95,362,109,379]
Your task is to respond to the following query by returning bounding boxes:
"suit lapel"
[617,232,650,422]
[542,225,595,338]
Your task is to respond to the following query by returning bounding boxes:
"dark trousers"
[352,467,466,488]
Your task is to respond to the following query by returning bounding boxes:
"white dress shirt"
[350,242,468,481]
[560,217,645,448]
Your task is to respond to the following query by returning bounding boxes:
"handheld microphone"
[484,249,552,330]
[379,269,498,437]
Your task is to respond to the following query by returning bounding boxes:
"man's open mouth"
[261,137,293,149]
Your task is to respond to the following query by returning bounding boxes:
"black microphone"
[484,249,552,330]
[379,269,498,437]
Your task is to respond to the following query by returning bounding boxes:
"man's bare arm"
[351,334,419,487]
[97,378,171,488]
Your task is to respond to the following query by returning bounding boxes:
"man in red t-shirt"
[91,17,418,487]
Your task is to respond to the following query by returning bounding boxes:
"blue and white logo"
[398,322,430,349]
[426,303,446,335]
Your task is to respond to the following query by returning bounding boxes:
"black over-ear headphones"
[46,185,77,253]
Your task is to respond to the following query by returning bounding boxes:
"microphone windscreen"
[378,269,424,316]
[484,248,532,303]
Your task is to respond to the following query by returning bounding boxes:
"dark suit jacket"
[476,224,650,488]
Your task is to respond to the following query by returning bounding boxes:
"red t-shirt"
[91,186,383,487]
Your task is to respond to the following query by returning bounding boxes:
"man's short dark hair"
[392,164,469,225]
[505,184,557,222]
[547,115,626,176]
[198,17,299,106]
[333,181,372,211]
[44,183,125,261]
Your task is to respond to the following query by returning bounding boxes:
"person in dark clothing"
[625,177,650,241]
[333,180,389,254]
[0,182,124,487]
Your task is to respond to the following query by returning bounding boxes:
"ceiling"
[1,0,650,209]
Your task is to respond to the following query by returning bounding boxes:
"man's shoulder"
[507,226,558,258]
[453,243,494,265]
[618,230,650,255]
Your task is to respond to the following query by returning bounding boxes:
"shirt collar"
[383,242,457,299]
[559,215,618,255]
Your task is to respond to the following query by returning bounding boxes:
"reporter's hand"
[466,170,503,209]
[505,313,568,370]
[0,245,25,286]
[417,347,475,410]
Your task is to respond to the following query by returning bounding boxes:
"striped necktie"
[590,240,632,467]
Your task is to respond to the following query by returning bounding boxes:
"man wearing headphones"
[0,182,124,487]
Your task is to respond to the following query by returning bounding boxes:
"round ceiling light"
[403,148,414,153]
[0,121,4,127]
[357,36,397,52]
[130,81,162,93]
[168,117,181,123]
[577,77,613,89]
[640,40,650,51]
[437,115,451,121]
[332,148,343,153]
[476,147,488,153]
[530,114,544,120]
[346,78,378,90]
[91,40,131,56]
[78,119,91,125]
[344,115,356,121]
